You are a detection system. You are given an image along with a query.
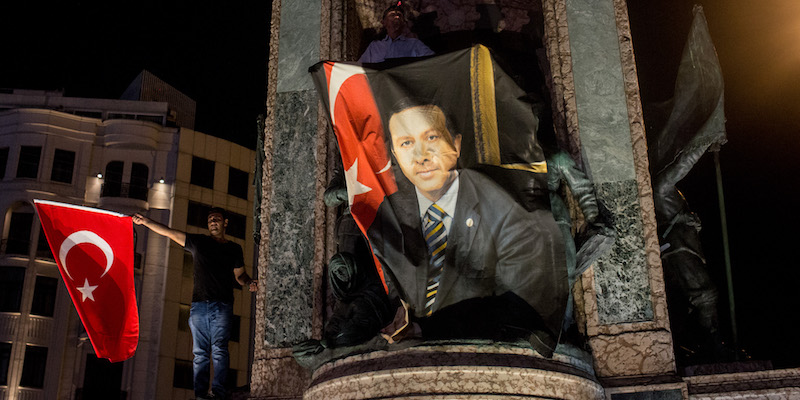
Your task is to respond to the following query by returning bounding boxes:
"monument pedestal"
[304,344,603,400]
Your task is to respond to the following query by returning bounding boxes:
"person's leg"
[209,301,233,398]
[189,302,211,398]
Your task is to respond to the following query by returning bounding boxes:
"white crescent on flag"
[59,230,115,281]
[328,63,366,126]
[328,62,392,194]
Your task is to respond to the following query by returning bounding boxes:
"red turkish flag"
[320,62,398,228]
[34,200,139,362]
[315,62,399,290]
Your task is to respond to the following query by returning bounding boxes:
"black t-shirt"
[185,234,245,303]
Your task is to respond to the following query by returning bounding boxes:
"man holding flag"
[133,208,257,400]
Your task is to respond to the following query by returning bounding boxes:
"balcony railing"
[0,313,19,337]
[17,388,44,400]
[101,183,148,201]
[26,315,52,344]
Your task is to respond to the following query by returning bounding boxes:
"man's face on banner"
[389,105,462,202]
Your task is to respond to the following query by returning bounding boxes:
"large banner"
[34,200,139,362]
[310,45,567,353]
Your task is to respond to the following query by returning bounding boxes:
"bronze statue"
[545,150,614,342]
[321,161,394,348]
[647,6,731,364]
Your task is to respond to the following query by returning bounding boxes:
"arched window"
[101,161,124,197]
[129,163,149,201]
[3,203,35,256]
[36,227,52,260]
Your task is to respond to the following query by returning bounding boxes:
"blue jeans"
[189,301,232,398]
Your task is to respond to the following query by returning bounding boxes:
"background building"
[0,75,256,400]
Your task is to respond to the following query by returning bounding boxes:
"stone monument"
[250,1,800,399]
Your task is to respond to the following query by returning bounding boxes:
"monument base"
[601,364,800,400]
[303,343,604,400]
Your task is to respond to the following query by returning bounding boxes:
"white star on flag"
[344,157,373,206]
[77,279,98,302]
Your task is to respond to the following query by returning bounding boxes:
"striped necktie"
[423,203,447,316]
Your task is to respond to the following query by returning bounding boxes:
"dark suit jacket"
[368,169,568,342]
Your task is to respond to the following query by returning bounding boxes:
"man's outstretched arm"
[132,213,186,247]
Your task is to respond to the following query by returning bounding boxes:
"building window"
[72,110,102,119]
[0,147,8,179]
[19,345,47,388]
[101,161,124,197]
[81,353,123,399]
[134,253,143,270]
[230,314,241,343]
[107,113,136,120]
[30,276,58,317]
[228,167,249,199]
[178,304,190,332]
[133,253,144,270]
[36,227,53,260]
[0,342,11,386]
[136,114,164,125]
[16,146,42,179]
[173,359,193,389]
[0,267,25,312]
[129,163,149,200]
[186,201,212,229]
[226,211,246,240]
[190,156,215,189]
[50,149,76,183]
[5,211,34,255]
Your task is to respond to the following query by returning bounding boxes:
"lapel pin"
[466,218,474,227]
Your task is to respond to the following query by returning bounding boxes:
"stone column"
[251,0,336,397]
[543,0,681,396]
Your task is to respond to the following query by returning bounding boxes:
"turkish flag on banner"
[34,200,139,362]
[314,62,398,230]
[310,63,399,290]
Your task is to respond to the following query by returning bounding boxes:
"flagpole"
[713,149,738,352]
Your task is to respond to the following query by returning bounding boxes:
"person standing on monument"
[358,2,434,64]
[133,208,257,400]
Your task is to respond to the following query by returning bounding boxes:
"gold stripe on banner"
[500,162,549,174]
[470,45,501,165]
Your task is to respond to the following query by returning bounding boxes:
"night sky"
[2,1,798,367]
[1,0,271,149]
